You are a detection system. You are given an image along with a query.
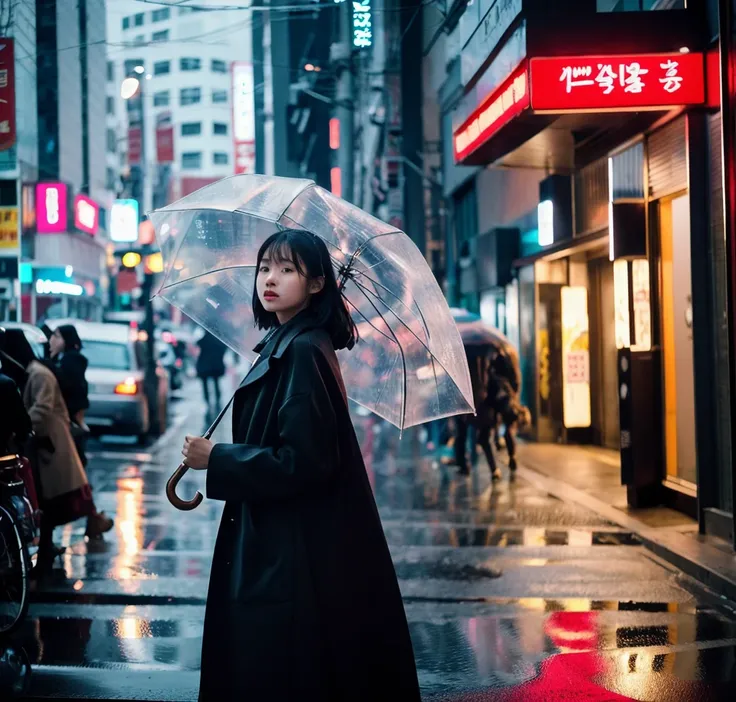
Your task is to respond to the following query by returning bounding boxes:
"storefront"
[448,0,723,516]
[20,182,107,323]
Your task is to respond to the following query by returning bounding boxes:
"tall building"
[0,0,38,320]
[105,0,254,211]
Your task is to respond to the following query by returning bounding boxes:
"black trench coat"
[199,314,420,700]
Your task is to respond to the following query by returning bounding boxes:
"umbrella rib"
[342,297,398,346]
[351,277,470,419]
[352,281,408,434]
[350,268,430,343]
[277,182,317,220]
[158,264,256,292]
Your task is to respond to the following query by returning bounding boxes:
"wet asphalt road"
[4,377,736,700]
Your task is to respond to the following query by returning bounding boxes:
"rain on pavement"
[3,376,736,701]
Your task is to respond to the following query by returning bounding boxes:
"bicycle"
[0,454,34,636]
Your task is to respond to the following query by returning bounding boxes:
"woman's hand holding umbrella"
[182,435,214,470]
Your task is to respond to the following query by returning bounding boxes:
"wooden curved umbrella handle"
[166,461,204,511]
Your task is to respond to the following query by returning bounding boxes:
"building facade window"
[152,30,169,42]
[213,122,228,135]
[122,17,130,30]
[153,90,170,106]
[180,87,202,105]
[134,12,144,26]
[180,57,202,71]
[182,152,202,169]
[134,35,145,46]
[125,59,144,75]
[106,129,117,153]
[106,96,115,115]
[212,89,228,104]
[213,152,229,165]
[106,167,117,192]
[182,122,202,136]
[106,61,114,81]
[211,59,227,73]
[152,7,171,22]
[180,5,204,13]
[154,60,171,76]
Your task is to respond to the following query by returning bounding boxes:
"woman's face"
[256,248,323,325]
[49,329,65,358]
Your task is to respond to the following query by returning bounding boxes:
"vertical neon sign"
[353,1,372,48]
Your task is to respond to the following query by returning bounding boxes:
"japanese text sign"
[530,53,705,111]
[74,194,99,235]
[453,64,529,163]
[36,183,68,234]
[0,40,16,152]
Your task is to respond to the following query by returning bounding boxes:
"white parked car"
[46,320,169,443]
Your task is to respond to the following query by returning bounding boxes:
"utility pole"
[334,1,354,202]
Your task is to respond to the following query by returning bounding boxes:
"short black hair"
[252,229,358,351]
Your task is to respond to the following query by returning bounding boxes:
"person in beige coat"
[0,329,113,573]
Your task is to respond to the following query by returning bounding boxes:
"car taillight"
[115,378,138,395]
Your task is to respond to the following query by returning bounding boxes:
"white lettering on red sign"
[76,199,96,230]
[559,60,680,96]
[455,72,527,157]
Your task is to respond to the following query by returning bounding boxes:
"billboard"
[110,199,139,243]
[36,183,69,233]
[0,39,16,152]
[74,194,99,235]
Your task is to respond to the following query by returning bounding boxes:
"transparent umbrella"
[151,175,474,432]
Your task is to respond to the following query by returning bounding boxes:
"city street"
[0,376,734,700]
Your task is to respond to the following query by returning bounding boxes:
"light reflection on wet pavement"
[3,382,736,699]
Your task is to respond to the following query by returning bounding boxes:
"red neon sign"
[74,194,99,236]
[530,52,705,111]
[453,63,530,164]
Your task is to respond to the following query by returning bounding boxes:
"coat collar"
[239,312,319,391]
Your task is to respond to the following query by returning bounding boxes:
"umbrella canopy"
[451,309,522,393]
[151,175,474,431]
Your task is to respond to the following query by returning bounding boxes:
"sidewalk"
[516,442,736,602]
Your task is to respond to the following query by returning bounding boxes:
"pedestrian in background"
[196,331,227,413]
[181,229,420,700]
[48,324,90,466]
[0,330,113,574]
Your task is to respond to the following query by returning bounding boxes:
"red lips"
[263,292,279,299]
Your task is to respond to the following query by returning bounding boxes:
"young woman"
[182,229,420,700]
[48,324,90,466]
[0,330,113,573]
